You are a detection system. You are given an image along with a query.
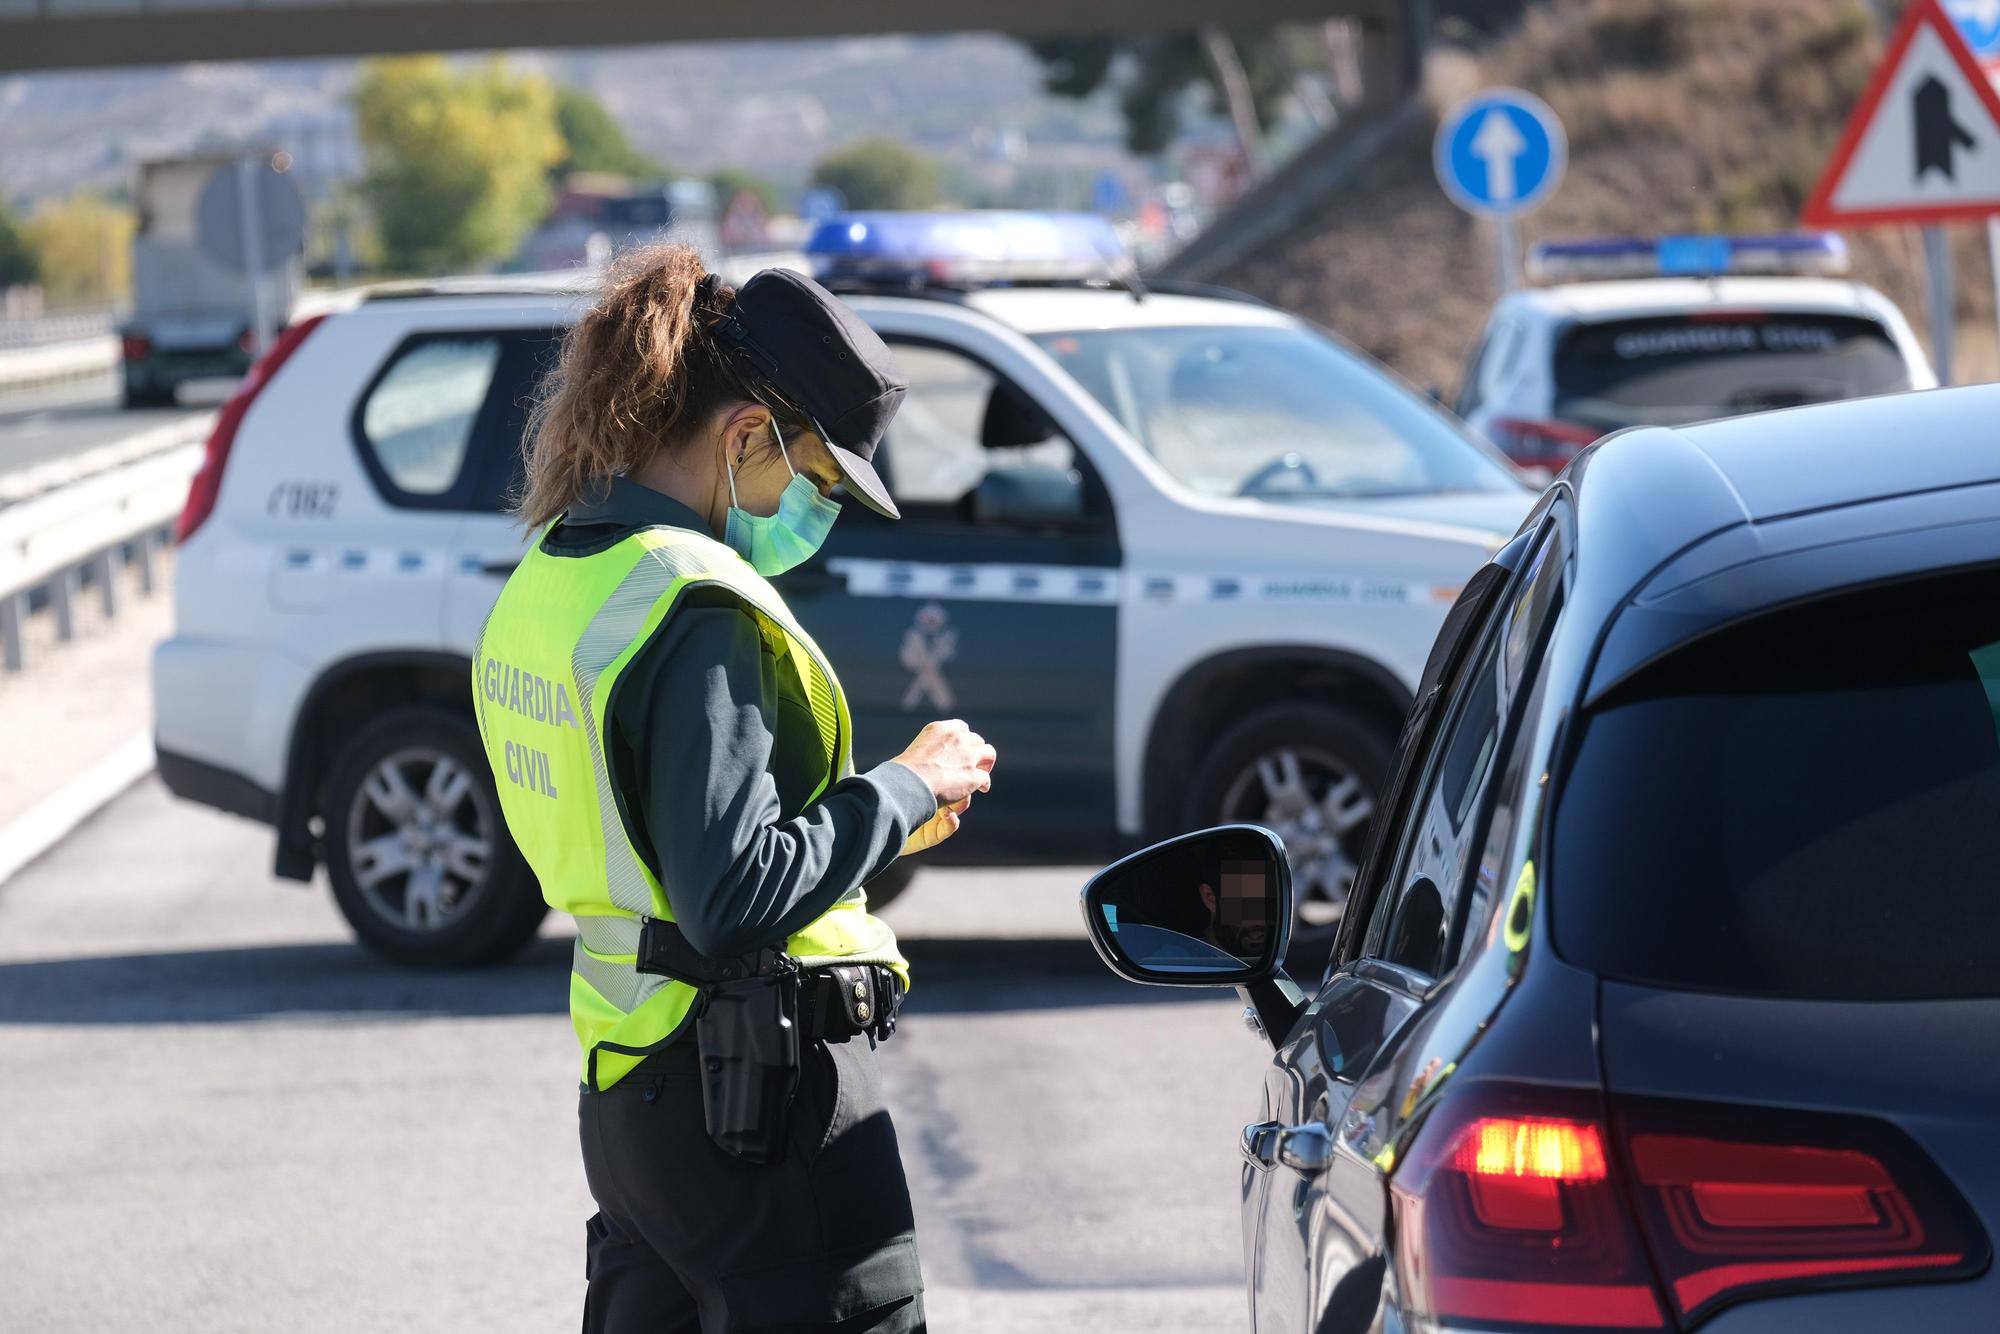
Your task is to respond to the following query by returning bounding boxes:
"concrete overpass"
[0,0,1410,75]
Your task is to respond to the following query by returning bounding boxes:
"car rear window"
[1552,312,1909,433]
[1553,567,2000,1000]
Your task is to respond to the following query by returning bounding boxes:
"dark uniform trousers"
[580,1036,926,1333]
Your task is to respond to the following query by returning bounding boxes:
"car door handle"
[1242,1121,1331,1176]
[479,560,519,577]
[1240,1120,1282,1170]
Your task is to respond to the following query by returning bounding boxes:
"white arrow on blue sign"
[1947,0,2000,60]
[1433,89,1568,216]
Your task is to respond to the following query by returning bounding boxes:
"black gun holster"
[636,918,801,1165]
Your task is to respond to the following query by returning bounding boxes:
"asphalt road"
[0,780,1270,1332]
[0,375,220,479]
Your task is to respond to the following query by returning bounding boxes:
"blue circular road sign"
[1434,89,1567,217]
[1946,0,2000,60]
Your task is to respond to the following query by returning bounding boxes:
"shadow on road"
[0,934,1226,1025]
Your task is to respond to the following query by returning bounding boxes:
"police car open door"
[777,341,1121,863]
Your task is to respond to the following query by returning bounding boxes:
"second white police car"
[153,211,1533,965]
[1456,232,1934,470]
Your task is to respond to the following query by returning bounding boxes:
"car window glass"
[1364,528,1560,980]
[1553,565,2000,1000]
[471,330,563,514]
[881,342,1077,515]
[360,334,504,497]
[1034,325,1521,501]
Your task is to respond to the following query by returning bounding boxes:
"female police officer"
[473,244,994,1333]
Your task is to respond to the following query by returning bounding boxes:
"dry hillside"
[1225,0,2000,391]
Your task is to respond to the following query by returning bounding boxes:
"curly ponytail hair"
[516,243,810,528]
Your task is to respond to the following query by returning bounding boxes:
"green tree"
[0,198,37,288]
[810,138,941,211]
[354,55,564,275]
[26,194,133,305]
[1022,30,1292,158]
[553,85,665,181]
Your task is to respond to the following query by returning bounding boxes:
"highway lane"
[0,374,220,480]
[0,780,1269,1332]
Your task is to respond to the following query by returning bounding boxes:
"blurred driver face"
[1201,860,1271,957]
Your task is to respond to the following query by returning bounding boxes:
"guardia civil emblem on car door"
[900,602,957,711]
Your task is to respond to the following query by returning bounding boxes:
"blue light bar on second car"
[805,211,1130,285]
[1526,233,1850,283]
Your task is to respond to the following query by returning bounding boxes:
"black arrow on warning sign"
[1914,74,1976,180]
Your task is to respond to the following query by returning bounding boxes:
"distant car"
[1456,233,1934,470]
[152,211,1531,966]
[1084,382,2000,1332]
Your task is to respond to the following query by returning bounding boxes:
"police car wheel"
[323,707,546,968]
[865,859,919,913]
[1185,703,1392,956]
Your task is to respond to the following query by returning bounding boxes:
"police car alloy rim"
[345,747,493,933]
[1219,747,1373,925]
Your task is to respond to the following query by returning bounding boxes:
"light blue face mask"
[723,416,841,577]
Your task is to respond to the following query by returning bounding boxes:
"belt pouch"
[695,974,801,1164]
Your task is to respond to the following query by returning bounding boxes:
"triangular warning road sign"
[1803,0,2000,227]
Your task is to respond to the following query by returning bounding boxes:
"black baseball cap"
[717,268,906,519]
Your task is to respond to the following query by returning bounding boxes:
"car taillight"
[1393,1083,1989,1331]
[174,312,327,544]
[121,333,152,361]
[1484,416,1600,468]
[238,326,257,355]
[1394,1086,1666,1329]
[1618,1098,1988,1327]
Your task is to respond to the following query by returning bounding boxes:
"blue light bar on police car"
[1526,233,1849,283]
[805,211,1130,285]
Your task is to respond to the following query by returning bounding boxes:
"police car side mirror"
[971,465,1084,528]
[1082,825,1305,1047]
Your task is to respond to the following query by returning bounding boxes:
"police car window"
[1034,324,1519,502]
[1552,313,1909,434]
[359,334,505,497]
[882,343,1076,513]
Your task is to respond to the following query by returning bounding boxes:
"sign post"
[1945,0,2000,373]
[1434,89,1566,296]
[1803,0,2000,384]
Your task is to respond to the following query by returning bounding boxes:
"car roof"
[959,286,1295,334]
[1563,383,2000,699]
[1499,276,1898,323]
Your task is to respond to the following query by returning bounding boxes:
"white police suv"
[1456,233,1935,470]
[154,212,1532,966]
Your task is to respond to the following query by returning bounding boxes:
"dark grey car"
[1084,383,2000,1332]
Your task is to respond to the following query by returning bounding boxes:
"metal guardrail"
[0,335,120,393]
[0,432,205,672]
[0,308,119,351]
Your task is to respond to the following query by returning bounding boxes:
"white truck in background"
[121,152,302,408]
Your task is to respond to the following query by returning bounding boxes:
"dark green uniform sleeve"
[611,603,937,959]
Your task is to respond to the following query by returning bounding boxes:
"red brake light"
[121,333,152,360]
[1619,1100,1989,1327]
[1485,416,1601,468]
[174,312,327,544]
[1394,1087,1668,1330]
[1393,1084,1990,1332]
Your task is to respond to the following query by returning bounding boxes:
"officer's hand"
[893,719,996,806]
[902,797,971,856]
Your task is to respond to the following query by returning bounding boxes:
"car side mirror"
[1082,825,1307,1045]
[1083,824,1292,984]
[971,465,1084,527]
